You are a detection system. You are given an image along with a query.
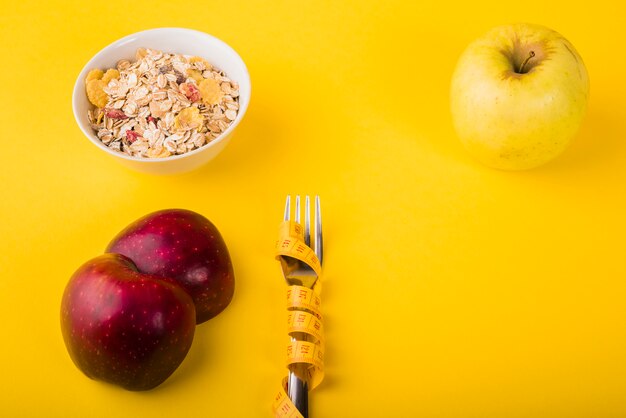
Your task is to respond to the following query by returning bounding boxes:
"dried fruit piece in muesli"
[186,69,204,84]
[86,69,104,83]
[159,64,173,74]
[126,130,141,143]
[102,69,120,84]
[180,83,201,102]
[174,70,186,84]
[198,78,224,105]
[86,79,108,108]
[174,107,204,131]
[104,108,128,119]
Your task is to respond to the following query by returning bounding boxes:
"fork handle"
[288,332,309,417]
[288,365,308,417]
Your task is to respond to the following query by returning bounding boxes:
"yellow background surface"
[1,1,625,417]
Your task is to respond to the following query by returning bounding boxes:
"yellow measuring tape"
[272,221,324,418]
[275,220,322,277]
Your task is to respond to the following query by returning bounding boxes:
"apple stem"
[518,51,536,74]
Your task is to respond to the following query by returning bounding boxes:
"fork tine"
[284,195,291,221]
[304,196,311,246]
[315,196,323,265]
[295,195,301,224]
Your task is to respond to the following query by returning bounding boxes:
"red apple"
[60,253,196,391]
[106,209,235,324]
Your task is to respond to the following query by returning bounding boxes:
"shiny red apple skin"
[106,209,235,324]
[60,253,196,391]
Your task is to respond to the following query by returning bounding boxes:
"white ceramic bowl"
[72,28,251,175]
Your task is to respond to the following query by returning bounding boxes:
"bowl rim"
[72,27,251,164]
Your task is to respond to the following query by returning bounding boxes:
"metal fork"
[279,195,323,418]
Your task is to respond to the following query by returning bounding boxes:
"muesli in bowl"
[86,48,240,159]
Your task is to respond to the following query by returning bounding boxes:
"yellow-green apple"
[106,209,235,324]
[450,23,589,170]
[60,253,196,391]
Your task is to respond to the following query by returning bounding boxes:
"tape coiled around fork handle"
[272,221,324,418]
